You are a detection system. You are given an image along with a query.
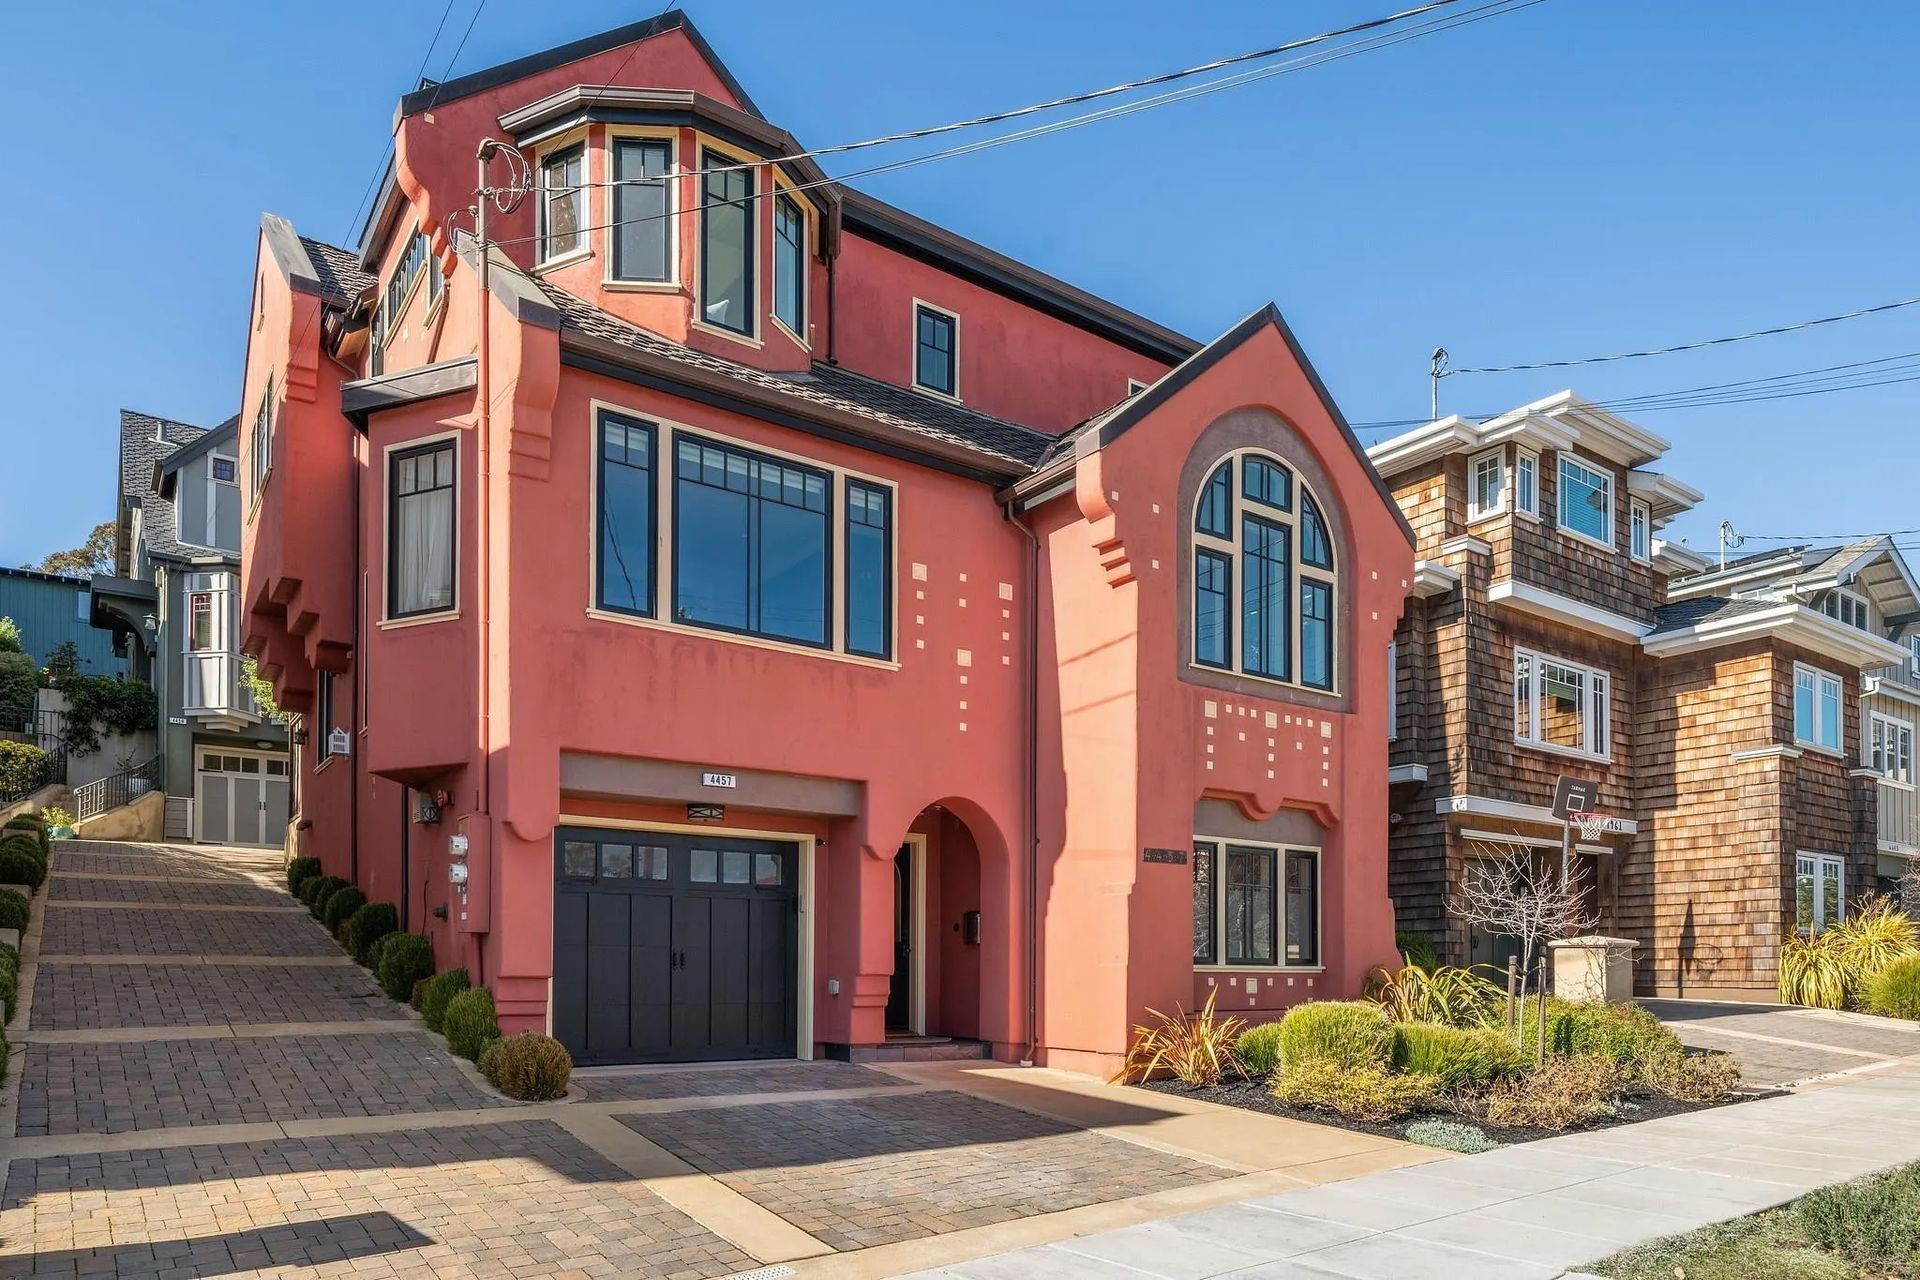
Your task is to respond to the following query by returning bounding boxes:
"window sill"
[1196,965,1326,975]
[602,277,683,293]
[690,319,763,349]
[586,607,901,671]
[1879,778,1916,792]
[1793,738,1845,759]
[1514,738,1612,767]
[313,755,338,775]
[378,610,459,631]
[1467,508,1506,525]
[1186,661,1338,699]
[1514,509,1540,523]
[1555,523,1617,554]
[533,248,594,276]
[909,382,965,407]
[769,314,811,352]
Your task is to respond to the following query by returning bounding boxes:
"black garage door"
[552,827,798,1066]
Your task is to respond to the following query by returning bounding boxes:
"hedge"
[420,968,470,1032]
[285,856,322,896]
[344,902,398,964]
[321,887,367,937]
[301,875,347,913]
[0,844,44,892]
[376,933,434,1002]
[0,888,28,933]
[443,986,499,1061]
[0,942,18,1022]
[3,815,48,858]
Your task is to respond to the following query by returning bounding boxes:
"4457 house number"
[701,772,738,789]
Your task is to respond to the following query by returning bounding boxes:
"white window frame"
[186,590,217,653]
[1870,711,1914,788]
[1467,448,1506,522]
[1818,587,1871,631]
[1387,638,1399,741]
[1794,662,1844,754]
[205,453,238,547]
[1514,449,1538,519]
[1556,454,1615,550]
[536,141,590,269]
[1513,646,1611,762]
[1910,633,1920,677]
[1796,852,1846,934]
[1191,835,1323,971]
[1629,498,1652,563]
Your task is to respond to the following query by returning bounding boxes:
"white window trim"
[1793,662,1845,755]
[1190,449,1340,696]
[205,452,239,547]
[535,138,591,270]
[1819,586,1872,632]
[602,129,680,290]
[1126,378,1150,398]
[1909,634,1920,677]
[1513,646,1611,762]
[910,299,962,403]
[1629,498,1652,563]
[1467,448,1506,522]
[1514,448,1539,520]
[1556,454,1616,551]
[1797,851,1846,934]
[1192,835,1324,972]
[1870,711,1915,789]
[1387,638,1399,741]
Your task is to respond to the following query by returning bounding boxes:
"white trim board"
[1488,579,1652,643]
[1642,602,1911,669]
[1436,791,1640,835]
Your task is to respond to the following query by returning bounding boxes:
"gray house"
[90,409,290,845]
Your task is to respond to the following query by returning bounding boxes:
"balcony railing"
[74,754,163,822]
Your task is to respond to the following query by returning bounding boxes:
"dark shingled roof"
[535,280,1055,471]
[300,236,376,304]
[1648,595,1783,636]
[117,410,210,567]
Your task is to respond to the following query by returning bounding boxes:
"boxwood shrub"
[285,856,322,896]
[321,887,367,937]
[478,1032,572,1101]
[376,932,434,1001]
[301,874,347,913]
[0,844,43,892]
[0,941,18,1022]
[443,986,499,1061]
[345,902,398,964]
[1276,1000,1392,1070]
[420,968,470,1032]
[0,888,28,932]
[4,814,48,857]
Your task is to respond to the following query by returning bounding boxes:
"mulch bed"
[1140,1076,1776,1146]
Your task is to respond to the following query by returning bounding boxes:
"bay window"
[1556,454,1614,546]
[774,193,806,337]
[1191,451,1338,692]
[1192,839,1320,967]
[387,440,456,619]
[699,151,755,335]
[538,145,585,263]
[1794,663,1843,752]
[1514,647,1609,759]
[611,138,673,283]
[188,591,215,652]
[1870,712,1913,786]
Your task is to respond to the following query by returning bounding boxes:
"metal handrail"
[73,753,162,821]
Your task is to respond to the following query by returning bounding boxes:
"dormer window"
[914,302,958,398]
[538,145,585,264]
[1468,449,1504,521]
[773,193,806,338]
[610,138,673,283]
[699,150,755,336]
[1818,588,1871,631]
[1556,454,1613,548]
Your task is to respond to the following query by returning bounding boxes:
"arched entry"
[888,803,985,1042]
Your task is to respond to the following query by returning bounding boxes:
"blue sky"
[2,0,1915,567]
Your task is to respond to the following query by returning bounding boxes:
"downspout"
[349,421,362,888]
[1004,498,1041,1065]
[824,247,839,364]
[472,139,504,985]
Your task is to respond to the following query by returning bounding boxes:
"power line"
[499,0,1544,249]
[1438,293,1920,378]
[1736,526,1920,544]
[421,0,491,117]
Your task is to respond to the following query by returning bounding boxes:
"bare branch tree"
[1898,861,1920,918]
[1449,841,1597,981]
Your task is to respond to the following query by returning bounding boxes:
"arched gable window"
[1192,451,1337,692]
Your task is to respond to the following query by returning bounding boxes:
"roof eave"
[1641,602,1913,669]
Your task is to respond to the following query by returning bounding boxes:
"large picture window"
[1192,839,1320,968]
[611,138,673,283]
[699,152,755,335]
[538,145,585,264]
[596,412,655,617]
[674,436,829,646]
[1190,451,1337,692]
[1795,663,1843,752]
[1556,454,1614,547]
[1514,647,1609,759]
[388,440,456,619]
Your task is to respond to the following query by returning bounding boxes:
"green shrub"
[0,843,44,891]
[0,942,19,1022]
[1367,963,1506,1026]
[1404,1118,1500,1154]
[1235,1021,1286,1078]
[1271,1058,1440,1123]
[1390,1021,1522,1088]
[1517,998,1684,1080]
[1780,930,1850,1009]
[285,856,322,895]
[443,986,499,1061]
[1641,1050,1742,1103]
[40,804,72,833]
[376,932,434,1001]
[1867,954,1920,1021]
[4,815,49,858]
[1276,1000,1392,1070]
[478,1031,573,1100]
[1396,931,1439,971]
[420,968,470,1032]
[344,902,397,963]
[0,888,28,932]
[0,653,38,732]
[1793,1162,1920,1271]
[1482,1054,1624,1131]
[301,874,347,913]
[321,887,366,937]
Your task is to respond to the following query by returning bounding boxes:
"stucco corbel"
[1074,453,1134,587]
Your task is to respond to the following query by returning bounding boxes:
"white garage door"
[195,749,291,847]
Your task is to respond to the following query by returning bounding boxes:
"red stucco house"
[238,13,1415,1075]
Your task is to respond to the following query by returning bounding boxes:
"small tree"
[31,521,116,578]
[1449,841,1597,985]
[238,655,289,725]
[0,617,21,655]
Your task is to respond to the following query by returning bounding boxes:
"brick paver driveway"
[0,841,1289,1278]
[1646,998,1920,1086]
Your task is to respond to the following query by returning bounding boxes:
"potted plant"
[42,805,74,839]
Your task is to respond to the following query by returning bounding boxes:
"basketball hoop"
[1568,811,1610,841]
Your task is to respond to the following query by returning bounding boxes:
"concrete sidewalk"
[909,1067,1920,1279]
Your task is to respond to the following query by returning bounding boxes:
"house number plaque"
[1142,847,1188,865]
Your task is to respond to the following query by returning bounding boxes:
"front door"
[886,844,913,1032]
[552,828,798,1066]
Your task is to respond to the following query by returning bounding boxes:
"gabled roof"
[158,417,240,486]
[116,410,208,569]
[1006,304,1417,547]
[1648,595,1781,635]
[301,237,376,304]
[1671,537,1920,617]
